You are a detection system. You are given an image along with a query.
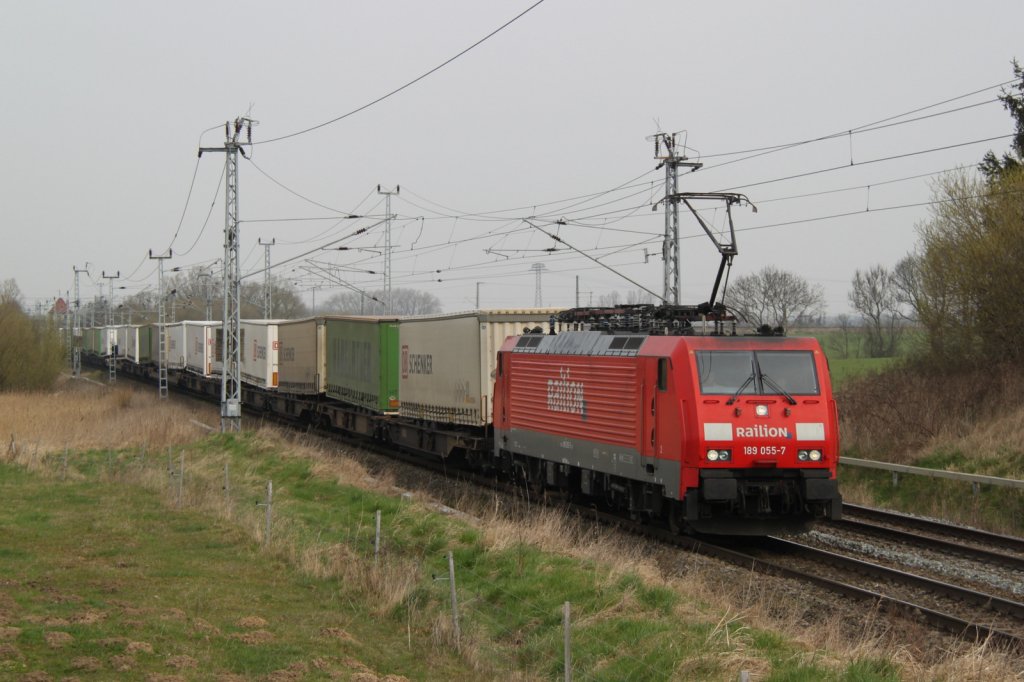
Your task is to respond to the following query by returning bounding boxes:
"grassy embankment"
[1,377,1018,680]
[811,328,1024,536]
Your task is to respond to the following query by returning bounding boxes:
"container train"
[81,305,841,535]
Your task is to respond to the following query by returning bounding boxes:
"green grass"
[839,448,1024,535]
[827,356,898,388]
[798,328,923,389]
[0,434,911,680]
[0,456,465,680]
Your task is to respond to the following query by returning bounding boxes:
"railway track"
[841,502,1024,558]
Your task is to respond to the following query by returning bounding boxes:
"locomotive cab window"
[696,350,819,396]
[756,351,819,395]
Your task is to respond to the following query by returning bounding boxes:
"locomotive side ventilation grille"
[515,336,544,349]
[511,331,647,356]
[608,337,645,351]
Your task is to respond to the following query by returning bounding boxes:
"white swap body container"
[124,326,140,363]
[184,321,219,377]
[162,323,187,369]
[113,325,129,358]
[147,324,178,367]
[276,317,325,395]
[102,327,117,356]
[239,320,281,389]
[398,309,561,427]
[123,325,150,363]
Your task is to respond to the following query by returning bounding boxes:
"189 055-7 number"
[743,446,786,456]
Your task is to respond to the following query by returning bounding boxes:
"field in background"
[1,378,1018,680]
[795,327,923,389]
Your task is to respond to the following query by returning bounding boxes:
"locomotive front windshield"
[696,350,819,396]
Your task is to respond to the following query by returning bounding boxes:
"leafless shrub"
[838,362,1024,461]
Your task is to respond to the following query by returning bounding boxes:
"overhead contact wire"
[255,0,548,145]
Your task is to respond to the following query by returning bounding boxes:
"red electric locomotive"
[492,308,841,535]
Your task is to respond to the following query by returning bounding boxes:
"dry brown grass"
[0,375,211,457]
[908,407,1024,478]
[674,557,1024,680]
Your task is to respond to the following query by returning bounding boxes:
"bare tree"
[594,289,656,307]
[147,271,310,321]
[828,313,856,359]
[322,288,441,316]
[240,276,309,319]
[0,278,22,307]
[849,265,903,357]
[723,266,825,331]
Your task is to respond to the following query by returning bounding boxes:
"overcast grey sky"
[2,1,1021,317]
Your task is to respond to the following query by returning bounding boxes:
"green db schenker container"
[324,316,400,413]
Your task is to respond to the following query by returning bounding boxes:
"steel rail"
[826,517,1024,573]
[842,502,1024,555]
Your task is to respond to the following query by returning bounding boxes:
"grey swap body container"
[276,317,326,395]
[398,309,560,427]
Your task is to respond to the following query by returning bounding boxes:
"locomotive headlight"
[755,404,769,417]
[707,450,720,461]
[718,449,731,461]
[798,450,809,461]
[809,449,822,461]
